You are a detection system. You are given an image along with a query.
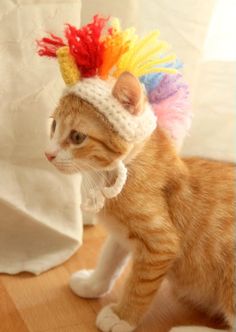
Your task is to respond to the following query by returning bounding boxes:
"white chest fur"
[80,161,128,213]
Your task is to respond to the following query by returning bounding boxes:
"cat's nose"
[45,152,56,162]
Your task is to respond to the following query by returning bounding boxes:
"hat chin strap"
[81,161,128,213]
[102,161,127,198]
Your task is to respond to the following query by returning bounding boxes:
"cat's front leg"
[96,223,179,331]
[70,236,129,298]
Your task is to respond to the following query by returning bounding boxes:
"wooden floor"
[0,225,226,332]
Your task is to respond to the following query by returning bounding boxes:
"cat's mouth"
[48,156,116,175]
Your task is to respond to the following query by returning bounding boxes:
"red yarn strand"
[37,15,111,77]
[37,33,65,57]
[65,15,108,77]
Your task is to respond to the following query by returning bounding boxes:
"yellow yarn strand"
[113,27,178,78]
[135,54,176,73]
[117,32,159,74]
[115,37,137,69]
[130,41,169,69]
[128,31,160,67]
[110,17,121,31]
[56,46,80,85]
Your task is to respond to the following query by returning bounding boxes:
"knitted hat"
[63,77,156,142]
[37,15,191,145]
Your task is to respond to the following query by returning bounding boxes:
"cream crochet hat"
[37,16,181,144]
[64,77,157,142]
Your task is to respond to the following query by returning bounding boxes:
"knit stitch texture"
[64,77,157,142]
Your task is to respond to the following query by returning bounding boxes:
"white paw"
[96,305,134,332]
[69,269,109,298]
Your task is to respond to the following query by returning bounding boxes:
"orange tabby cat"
[45,72,235,332]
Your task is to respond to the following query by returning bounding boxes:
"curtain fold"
[0,0,82,275]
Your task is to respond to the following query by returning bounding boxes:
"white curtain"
[0,0,82,275]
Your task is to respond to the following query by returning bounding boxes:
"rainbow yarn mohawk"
[37,15,191,147]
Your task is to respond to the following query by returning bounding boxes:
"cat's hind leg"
[70,236,129,298]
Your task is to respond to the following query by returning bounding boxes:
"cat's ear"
[112,71,144,115]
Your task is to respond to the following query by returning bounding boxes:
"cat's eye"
[51,119,56,134]
[70,130,87,145]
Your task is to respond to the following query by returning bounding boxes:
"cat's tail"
[171,327,228,331]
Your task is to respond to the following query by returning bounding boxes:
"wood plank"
[0,280,29,332]
[2,267,99,332]
[0,225,226,332]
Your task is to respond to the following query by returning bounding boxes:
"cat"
[45,72,235,332]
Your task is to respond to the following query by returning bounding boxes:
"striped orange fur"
[48,77,235,332]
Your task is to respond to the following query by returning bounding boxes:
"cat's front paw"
[96,305,135,332]
[69,269,109,298]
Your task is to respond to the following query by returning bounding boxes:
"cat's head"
[45,72,157,174]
